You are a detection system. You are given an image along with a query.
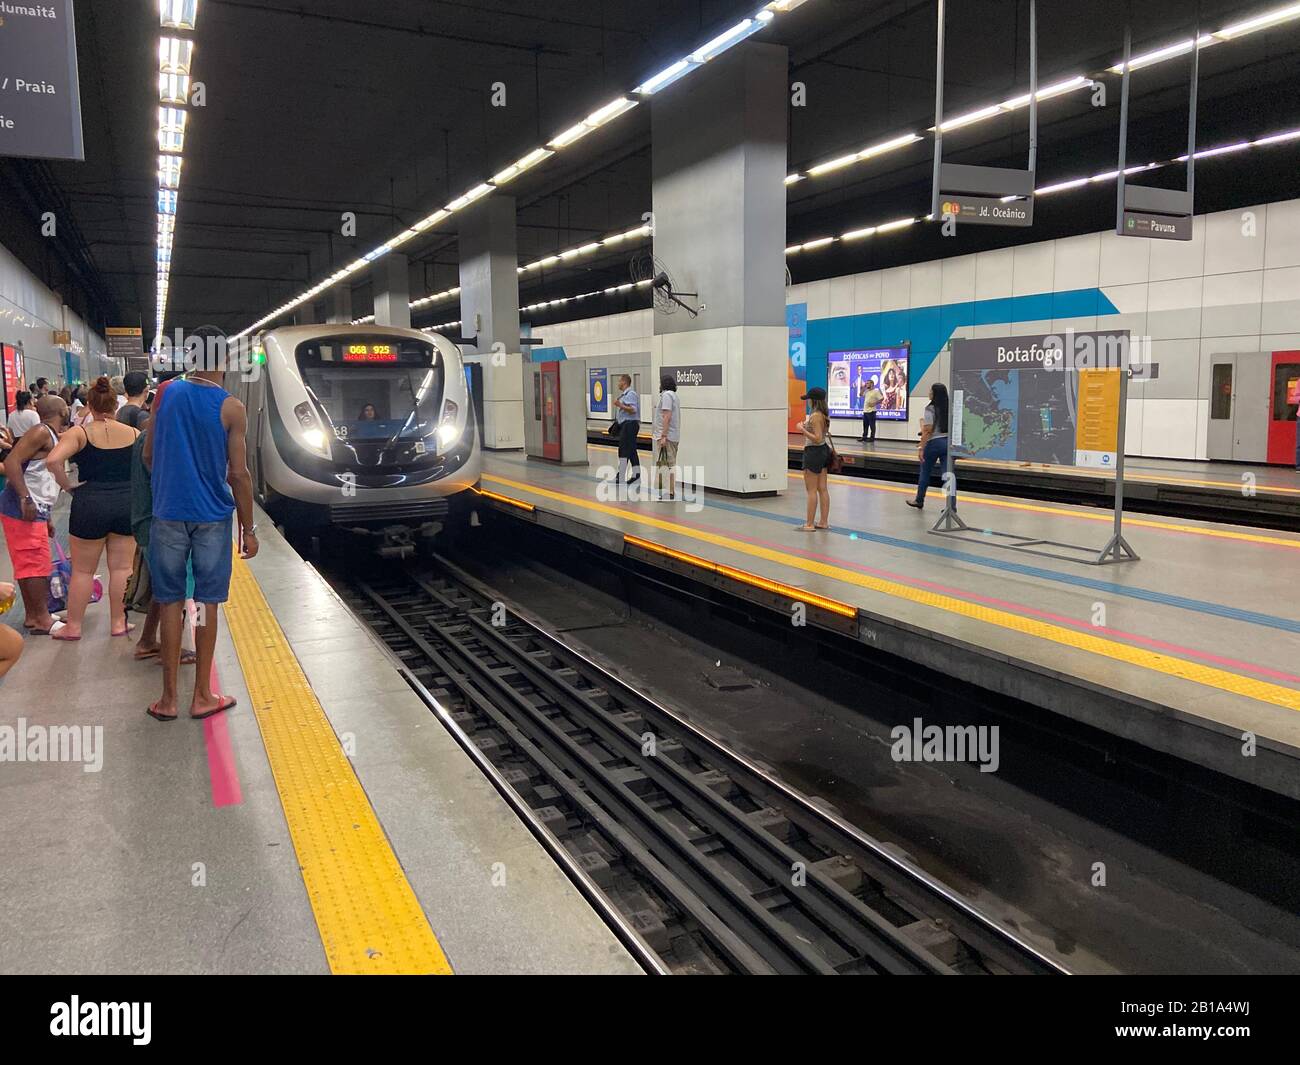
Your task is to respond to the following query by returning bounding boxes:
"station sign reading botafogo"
[0,0,84,161]
[662,364,722,387]
[952,330,1134,372]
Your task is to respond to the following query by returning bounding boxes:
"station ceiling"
[4,0,1299,338]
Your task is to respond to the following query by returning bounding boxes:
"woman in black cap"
[797,386,832,531]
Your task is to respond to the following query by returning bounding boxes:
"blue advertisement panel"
[588,365,609,416]
[827,348,909,420]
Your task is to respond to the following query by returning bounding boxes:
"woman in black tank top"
[45,377,140,640]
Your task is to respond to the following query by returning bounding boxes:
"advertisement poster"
[588,365,609,417]
[786,303,807,432]
[2,344,23,415]
[827,348,909,420]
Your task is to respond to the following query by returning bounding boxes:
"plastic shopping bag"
[47,541,102,613]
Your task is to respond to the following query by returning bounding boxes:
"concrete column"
[295,301,318,326]
[373,253,412,329]
[651,41,789,495]
[459,195,524,450]
[328,286,353,324]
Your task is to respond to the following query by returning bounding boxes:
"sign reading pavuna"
[0,1,85,161]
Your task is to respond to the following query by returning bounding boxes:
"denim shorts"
[149,516,233,604]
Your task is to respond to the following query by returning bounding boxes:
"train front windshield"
[295,336,445,453]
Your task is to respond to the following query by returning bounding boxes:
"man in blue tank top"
[143,327,258,722]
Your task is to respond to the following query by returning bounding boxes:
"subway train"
[226,323,481,554]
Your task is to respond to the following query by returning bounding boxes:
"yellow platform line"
[223,554,453,975]
[483,471,1300,715]
[589,442,1300,549]
[800,472,1300,551]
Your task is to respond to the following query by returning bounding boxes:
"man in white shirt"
[612,374,641,485]
[6,391,39,439]
[654,374,681,499]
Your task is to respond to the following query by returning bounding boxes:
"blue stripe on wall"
[528,346,568,362]
[805,287,1120,394]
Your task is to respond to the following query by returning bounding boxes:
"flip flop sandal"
[111,623,137,637]
[134,647,161,661]
[180,649,198,666]
[49,622,80,641]
[146,703,178,722]
[192,696,237,721]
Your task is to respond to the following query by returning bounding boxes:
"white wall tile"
[1104,282,1148,338]
[1264,199,1300,269]
[853,270,882,315]
[803,278,830,320]
[1149,214,1207,281]
[1261,266,1300,334]
[880,265,911,312]
[1204,206,1267,274]
[941,253,977,305]
[974,247,1014,301]
[1200,270,1263,338]
[1012,241,1055,297]
[828,275,856,317]
[1140,399,1199,458]
[1099,229,1150,287]
[1124,397,1143,455]
[1052,232,1101,291]
[910,259,943,308]
[1147,276,1203,340]
[1144,338,1201,400]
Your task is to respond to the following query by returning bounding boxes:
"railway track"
[337,556,1067,975]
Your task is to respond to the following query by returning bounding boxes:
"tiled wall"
[523,197,1300,460]
[0,241,109,393]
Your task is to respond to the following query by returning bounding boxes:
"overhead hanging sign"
[1122,210,1193,241]
[105,327,144,362]
[0,0,85,162]
[940,195,1034,228]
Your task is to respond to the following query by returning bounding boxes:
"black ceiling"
[2,0,1298,338]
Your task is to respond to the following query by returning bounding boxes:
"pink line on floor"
[194,616,243,807]
[659,511,1300,689]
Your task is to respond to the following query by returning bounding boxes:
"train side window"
[1210,363,1233,420]
[1272,363,1300,421]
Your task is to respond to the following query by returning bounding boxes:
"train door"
[1267,350,1300,466]
[1206,352,1270,462]
[540,360,561,461]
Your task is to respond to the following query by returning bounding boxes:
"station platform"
[481,444,1300,801]
[590,427,1300,528]
[0,512,641,976]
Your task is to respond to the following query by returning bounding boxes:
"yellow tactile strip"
[224,553,453,975]
[483,472,1300,716]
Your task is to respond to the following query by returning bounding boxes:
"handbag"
[827,432,844,475]
[606,420,621,437]
[47,541,103,614]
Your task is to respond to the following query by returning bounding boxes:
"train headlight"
[436,398,460,449]
[294,401,331,457]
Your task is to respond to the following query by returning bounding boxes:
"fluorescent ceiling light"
[446,183,493,212]
[939,104,1002,132]
[1108,35,1214,74]
[857,132,923,159]
[159,72,190,104]
[1253,127,1300,146]
[784,173,804,185]
[1214,2,1300,39]
[585,96,638,128]
[413,209,449,231]
[874,217,915,233]
[158,155,182,187]
[636,59,692,95]
[807,153,859,177]
[999,75,1090,110]
[548,121,591,149]
[692,18,762,62]
[841,226,877,241]
[160,0,198,30]
[159,36,194,74]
